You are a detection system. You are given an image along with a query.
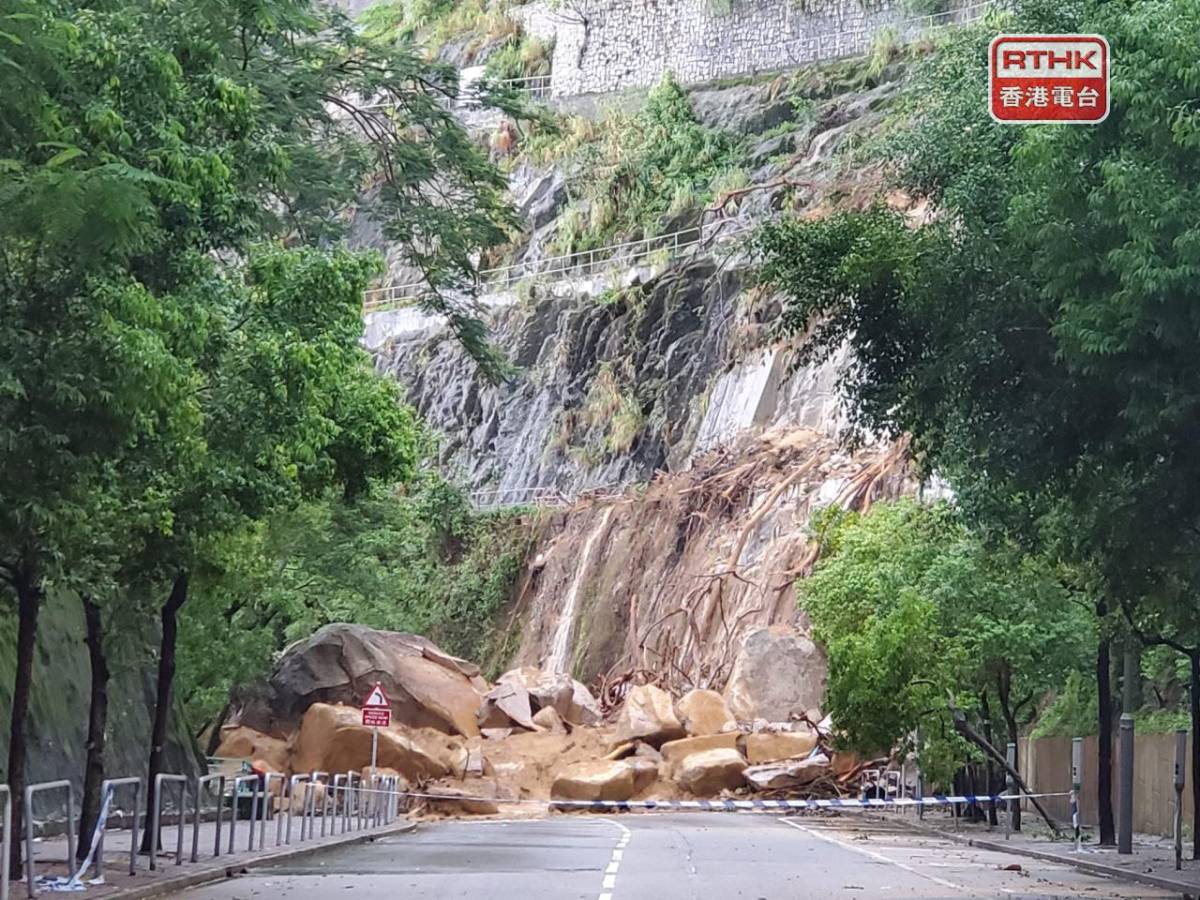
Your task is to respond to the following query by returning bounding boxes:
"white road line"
[780,818,968,893]
[594,818,631,900]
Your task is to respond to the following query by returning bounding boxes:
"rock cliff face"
[0,591,201,792]
[372,61,918,689]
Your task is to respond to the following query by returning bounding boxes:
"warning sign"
[361,683,391,728]
[989,35,1109,124]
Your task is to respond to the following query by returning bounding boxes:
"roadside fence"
[10,771,404,898]
[362,219,750,315]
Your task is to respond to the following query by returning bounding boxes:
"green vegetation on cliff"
[179,475,532,730]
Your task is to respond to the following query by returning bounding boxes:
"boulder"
[627,757,659,793]
[551,760,636,802]
[488,667,601,728]
[613,684,685,747]
[290,703,449,781]
[724,626,826,722]
[743,754,831,791]
[231,624,487,738]
[478,681,536,731]
[531,706,567,734]
[214,726,291,773]
[660,733,741,778]
[742,730,819,764]
[676,689,736,737]
[675,748,747,796]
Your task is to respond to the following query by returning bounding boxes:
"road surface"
[174,813,1171,899]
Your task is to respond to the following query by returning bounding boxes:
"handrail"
[192,774,225,862]
[261,772,287,849]
[363,219,749,314]
[284,774,309,845]
[228,775,260,854]
[148,774,187,871]
[24,780,75,898]
[1,786,10,900]
[95,777,141,880]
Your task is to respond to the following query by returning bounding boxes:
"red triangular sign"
[363,684,389,708]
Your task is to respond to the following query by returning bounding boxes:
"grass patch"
[517,74,740,252]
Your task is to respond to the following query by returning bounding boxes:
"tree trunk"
[5,563,41,881]
[948,697,1059,832]
[140,572,188,854]
[1190,651,1199,860]
[1096,601,1116,846]
[980,692,998,826]
[996,666,1021,832]
[203,701,231,758]
[78,596,109,861]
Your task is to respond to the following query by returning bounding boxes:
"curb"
[890,816,1200,896]
[965,835,1199,896]
[101,820,419,899]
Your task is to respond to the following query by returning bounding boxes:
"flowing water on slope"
[545,506,614,674]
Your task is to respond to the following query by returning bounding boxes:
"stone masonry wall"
[513,0,925,97]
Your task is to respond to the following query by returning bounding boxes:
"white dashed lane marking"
[596,818,631,900]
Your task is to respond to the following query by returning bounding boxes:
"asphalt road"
[176,813,1172,899]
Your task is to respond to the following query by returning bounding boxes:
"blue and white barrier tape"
[545,793,1066,812]
[391,789,1071,812]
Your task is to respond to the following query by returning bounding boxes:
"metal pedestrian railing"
[1,786,10,900]
[94,777,141,880]
[24,781,74,898]
[11,772,404,895]
[148,774,187,871]
[362,219,749,315]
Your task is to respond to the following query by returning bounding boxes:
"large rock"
[676,689,736,736]
[743,754,831,791]
[675,748,747,796]
[483,667,601,730]
[290,703,450,781]
[724,626,827,722]
[613,684,685,747]
[231,624,487,738]
[660,733,741,778]
[551,760,637,802]
[213,726,291,773]
[743,730,819,764]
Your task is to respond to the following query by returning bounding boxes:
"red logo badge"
[989,35,1110,124]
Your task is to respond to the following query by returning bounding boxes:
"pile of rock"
[548,684,829,803]
[213,623,835,815]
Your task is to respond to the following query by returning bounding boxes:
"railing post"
[1071,737,1083,852]
[192,774,225,863]
[262,773,285,849]
[0,786,8,900]
[97,777,141,878]
[284,775,309,845]
[229,775,258,854]
[25,780,76,897]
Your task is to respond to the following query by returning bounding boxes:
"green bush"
[539,74,739,252]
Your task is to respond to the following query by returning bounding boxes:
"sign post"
[361,683,391,779]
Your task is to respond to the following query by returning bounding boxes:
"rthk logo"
[989,35,1110,124]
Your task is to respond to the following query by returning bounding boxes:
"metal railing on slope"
[468,482,629,511]
[362,218,751,315]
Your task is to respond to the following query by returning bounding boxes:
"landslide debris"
[215,625,870,818]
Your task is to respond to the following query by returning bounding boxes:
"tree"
[757,0,1200,847]
[1,0,519,872]
[802,500,1088,811]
